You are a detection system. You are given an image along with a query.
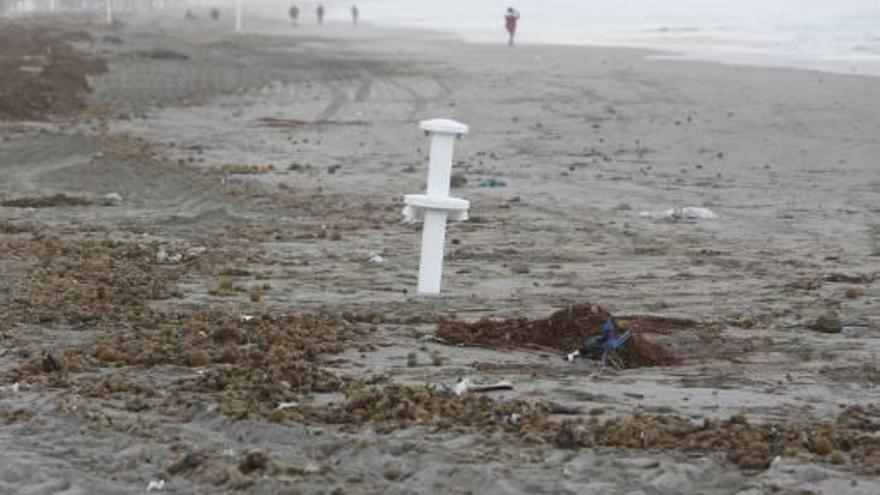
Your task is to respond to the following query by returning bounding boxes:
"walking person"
[505,7,520,47]
[351,4,358,26]
[316,3,324,25]
[288,3,299,26]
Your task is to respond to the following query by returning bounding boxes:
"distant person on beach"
[505,7,520,46]
[210,7,220,20]
[316,4,324,25]
[351,4,359,26]
[288,4,299,25]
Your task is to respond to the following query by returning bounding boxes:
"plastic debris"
[156,245,206,264]
[639,207,718,220]
[474,177,507,188]
[147,480,165,492]
[566,318,632,368]
[155,247,182,264]
[368,252,386,264]
[453,377,472,396]
[99,192,122,206]
[452,377,514,396]
[276,401,299,410]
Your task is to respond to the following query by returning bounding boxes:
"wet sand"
[0,12,878,495]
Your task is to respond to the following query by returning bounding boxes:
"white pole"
[417,209,450,294]
[234,0,242,32]
[105,0,112,24]
[49,0,55,12]
[403,119,470,295]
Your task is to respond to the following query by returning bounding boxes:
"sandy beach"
[0,11,878,494]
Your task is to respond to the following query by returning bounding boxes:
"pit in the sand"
[437,303,712,368]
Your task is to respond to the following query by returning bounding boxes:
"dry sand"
[0,11,878,495]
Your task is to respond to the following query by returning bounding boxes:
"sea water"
[310,0,880,76]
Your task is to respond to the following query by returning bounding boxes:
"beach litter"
[156,245,206,264]
[146,479,165,492]
[474,177,507,188]
[639,207,718,221]
[99,192,122,206]
[452,377,514,396]
[565,318,632,368]
[368,252,386,264]
[437,304,679,369]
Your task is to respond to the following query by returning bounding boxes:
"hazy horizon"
[250,0,880,76]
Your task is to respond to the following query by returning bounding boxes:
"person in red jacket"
[505,7,520,46]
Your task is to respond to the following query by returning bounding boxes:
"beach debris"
[438,304,678,369]
[135,48,190,60]
[211,163,274,175]
[156,245,205,264]
[824,272,875,284]
[368,252,385,264]
[474,177,507,188]
[452,377,513,396]
[510,263,530,274]
[566,318,632,368]
[430,351,444,366]
[406,352,418,367]
[99,192,122,206]
[402,119,471,294]
[845,288,865,299]
[813,312,843,334]
[453,377,472,396]
[450,173,468,188]
[0,25,108,121]
[276,401,299,410]
[146,479,165,492]
[1,193,93,208]
[639,207,718,221]
[156,247,182,264]
[0,382,20,395]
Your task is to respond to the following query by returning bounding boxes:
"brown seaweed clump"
[437,304,679,368]
[319,385,880,473]
[0,23,107,121]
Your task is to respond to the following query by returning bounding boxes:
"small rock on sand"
[510,263,531,274]
[813,312,843,333]
[450,173,467,188]
[845,288,864,299]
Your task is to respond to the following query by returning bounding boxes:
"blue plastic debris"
[474,177,507,188]
[565,318,631,368]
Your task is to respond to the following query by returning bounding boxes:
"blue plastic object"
[584,319,631,367]
[474,177,507,188]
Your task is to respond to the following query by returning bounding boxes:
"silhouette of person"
[316,4,324,25]
[351,4,359,26]
[288,4,299,25]
[505,7,520,46]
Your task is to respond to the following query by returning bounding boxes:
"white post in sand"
[234,0,242,32]
[403,119,470,295]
